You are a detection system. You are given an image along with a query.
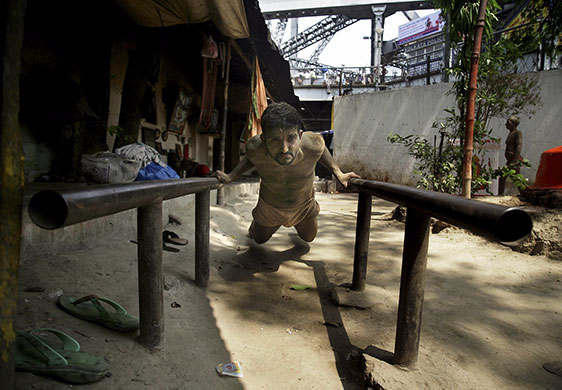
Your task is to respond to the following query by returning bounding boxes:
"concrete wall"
[333,69,562,189]
[22,128,54,182]
[333,81,455,184]
[486,69,562,185]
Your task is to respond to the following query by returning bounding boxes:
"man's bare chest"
[254,159,315,185]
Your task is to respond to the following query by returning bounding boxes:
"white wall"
[333,69,562,189]
[487,69,562,185]
[333,81,454,184]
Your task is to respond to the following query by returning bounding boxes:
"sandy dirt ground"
[15,190,562,389]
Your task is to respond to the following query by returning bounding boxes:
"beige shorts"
[252,196,320,228]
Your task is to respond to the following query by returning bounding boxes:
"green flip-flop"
[57,294,139,332]
[14,328,109,384]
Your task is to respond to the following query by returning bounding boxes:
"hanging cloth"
[199,35,220,129]
[244,57,268,142]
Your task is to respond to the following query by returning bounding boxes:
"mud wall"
[333,69,562,189]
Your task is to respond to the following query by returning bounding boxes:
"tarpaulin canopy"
[113,0,250,39]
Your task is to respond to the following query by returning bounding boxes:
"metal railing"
[28,177,534,362]
[28,178,221,350]
[291,66,377,87]
[347,178,532,367]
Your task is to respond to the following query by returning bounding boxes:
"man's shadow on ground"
[216,233,366,389]
[216,233,310,282]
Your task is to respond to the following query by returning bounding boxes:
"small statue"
[498,115,523,195]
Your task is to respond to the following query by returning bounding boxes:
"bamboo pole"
[217,41,232,206]
[461,0,488,198]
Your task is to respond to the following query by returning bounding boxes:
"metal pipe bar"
[195,189,210,289]
[137,200,164,350]
[393,208,430,367]
[348,178,532,244]
[28,178,221,229]
[352,193,372,291]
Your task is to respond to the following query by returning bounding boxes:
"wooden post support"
[394,207,430,367]
[0,0,26,386]
[352,193,372,291]
[217,41,231,206]
[195,190,210,289]
[137,200,164,350]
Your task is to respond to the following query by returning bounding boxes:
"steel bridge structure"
[260,0,433,70]
[258,0,436,131]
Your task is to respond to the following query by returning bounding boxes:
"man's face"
[262,127,302,166]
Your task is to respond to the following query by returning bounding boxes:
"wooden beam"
[231,39,252,71]
[231,39,275,102]
[0,0,26,387]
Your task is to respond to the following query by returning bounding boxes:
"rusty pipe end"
[495,207,533,245]
[28,190,68,229]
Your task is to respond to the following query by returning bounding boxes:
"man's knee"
[253,235,271,244]
[250,221,278,244]
[297,230,316,242]
[295,218,317,242]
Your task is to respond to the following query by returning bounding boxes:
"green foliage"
[433,0,500,47]
[389,0,544,195]
[107,125,123,136]
[481,158,532,191]
[509,0,562,61]
[107,125,136,145]
[388,132,460,193]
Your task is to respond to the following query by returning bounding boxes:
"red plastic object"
[533,146,562,188]
[196,164,210,177]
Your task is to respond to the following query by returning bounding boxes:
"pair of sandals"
[15,294,139,384]
[131,230,188,252]
[162,230,188,252]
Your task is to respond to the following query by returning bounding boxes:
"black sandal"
[163,230,188,246]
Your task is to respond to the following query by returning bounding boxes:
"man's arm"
[215,155,255,184]
[318,146,360,187]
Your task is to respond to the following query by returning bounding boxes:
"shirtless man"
[499,115,523,195]
[216,102,360,244]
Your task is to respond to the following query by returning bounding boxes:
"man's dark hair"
[261,102,301,135]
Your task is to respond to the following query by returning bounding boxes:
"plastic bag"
[81,152,142,184]
[136,162,180,181]
[115,142,164,168]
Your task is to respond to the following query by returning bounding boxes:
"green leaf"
[290,284,312,291]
